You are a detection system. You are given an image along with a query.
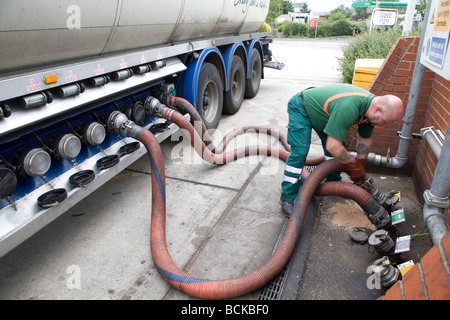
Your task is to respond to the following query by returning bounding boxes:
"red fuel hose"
[168,96,292,154]
[167,96,325,164]
[132,100,383,299]
[136,104,375,299]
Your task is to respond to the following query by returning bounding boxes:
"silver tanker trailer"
[0,0,278,257]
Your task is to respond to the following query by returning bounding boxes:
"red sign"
[308,19,317,28]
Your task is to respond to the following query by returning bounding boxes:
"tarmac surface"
[0,38,433,301]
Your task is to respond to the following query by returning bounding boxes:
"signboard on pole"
[308,19,317,28]
[308,19,318,38]
[372,9,398,26]
[420,0,450,80]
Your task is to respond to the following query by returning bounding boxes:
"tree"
[300,2,311,13]
[330,4,353,19]
[266,0,295,24]
[266,0,283,24]
[417,0,428,20]
[328,11,350,21]
[352,0,370,20]
[281,0,293,14]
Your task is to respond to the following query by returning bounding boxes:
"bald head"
[366,95,404,125]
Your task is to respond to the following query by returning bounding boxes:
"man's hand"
[326,136,367,182]
[345,158,366,182]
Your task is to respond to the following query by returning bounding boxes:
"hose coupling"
[158,93,172,107]
[356,175,387,206]
[367,256,399,288]
[157,83,176,106]
[360,197,391,229]
[144,96,175,120]
[106,111,142,139]
[368,230,395,254]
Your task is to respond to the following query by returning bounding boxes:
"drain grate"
[257,217,292,300]
[258,166,317,300]
[257,264,289,300]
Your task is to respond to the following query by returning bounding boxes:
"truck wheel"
[223,55,245,114]
[197,62,223,130]
[244,48,262,99]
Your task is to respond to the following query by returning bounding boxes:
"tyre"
[244,48,262,99]
[197,62,223,130]
[223,55,245,114]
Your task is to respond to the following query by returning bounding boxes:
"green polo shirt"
[302,84,375,143]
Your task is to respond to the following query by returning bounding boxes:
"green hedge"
[280,19,354,38]
[338,27,420,83]
[282,21,307,37]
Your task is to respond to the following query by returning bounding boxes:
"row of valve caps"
[1,95,152,179]
[0,120,107,202]
[0,106,145,203]
[0,89,163,206]
[15,121,106,177]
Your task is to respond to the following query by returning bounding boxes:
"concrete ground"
[0,38,432,301]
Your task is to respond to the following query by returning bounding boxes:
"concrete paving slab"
[164,156,287,300]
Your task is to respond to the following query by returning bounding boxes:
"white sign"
[421,0,450,80]
[372,9,398,26]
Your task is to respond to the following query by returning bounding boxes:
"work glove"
[357,157,367,169]
[345,158,366,183]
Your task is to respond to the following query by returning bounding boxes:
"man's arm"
[354,132,372,169]
[325,135,352,164]
[355,132,372,160]
[326,135,366,182]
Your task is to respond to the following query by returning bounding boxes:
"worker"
[280,83,404,217]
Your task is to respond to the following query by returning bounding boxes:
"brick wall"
[364,37,450,300]
[364,36,449,223]
[366,37,426,173]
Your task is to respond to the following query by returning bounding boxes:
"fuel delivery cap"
[11,148,52,177]
[48,134,82,159]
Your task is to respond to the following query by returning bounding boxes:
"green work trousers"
[281,93,341,203]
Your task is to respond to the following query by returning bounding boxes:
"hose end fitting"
[361,197,391,229]
[356,175,388,206]
[144,96,174,119]
[106,111,142,139]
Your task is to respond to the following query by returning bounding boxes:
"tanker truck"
[0,0,280,258]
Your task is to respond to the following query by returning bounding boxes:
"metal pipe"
[402,0,417,36]
[423,124,450,245]
[423,205,449,245]
[389,0,432,169]
[421,126,444,159]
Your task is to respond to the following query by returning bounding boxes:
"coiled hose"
[167,96,295,155]
[132,101,384,299]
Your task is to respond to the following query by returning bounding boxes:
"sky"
[291,0,355,12]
